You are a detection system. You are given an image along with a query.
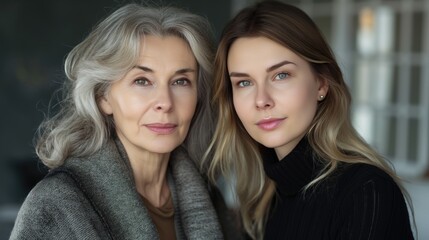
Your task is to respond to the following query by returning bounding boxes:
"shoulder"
[12,172,82,220]
[11,171,106,239]
[331,163,414,239]
[311,163,405,210]
[17,171,83,211]
[337,163,399,192]
[333,163,407,206]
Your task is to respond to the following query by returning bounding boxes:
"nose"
[255,85,274,110]
[153,87,173,112]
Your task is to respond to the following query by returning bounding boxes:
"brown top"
[142,194,176,240]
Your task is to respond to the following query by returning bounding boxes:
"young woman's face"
[100,35,198,157]
[227,37,327,159]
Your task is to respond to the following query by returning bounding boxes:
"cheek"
[178,94,198,122]
[112,95,149,119]
[232,94,249,123]
[287,88,318,118]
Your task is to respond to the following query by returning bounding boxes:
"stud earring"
[319,95,325,101]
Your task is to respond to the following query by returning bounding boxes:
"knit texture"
[262,138,414,240]
[10,139,224,240]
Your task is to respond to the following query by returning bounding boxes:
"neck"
[128,149,171,208]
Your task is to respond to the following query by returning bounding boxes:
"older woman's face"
[100,35,197,156]
[227,36,328,159]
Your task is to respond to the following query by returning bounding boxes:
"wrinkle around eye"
[172,78,191,86]
[134,78,151,86]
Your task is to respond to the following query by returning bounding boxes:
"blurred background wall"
[1,0,428,239]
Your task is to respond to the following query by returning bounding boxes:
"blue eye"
[275,72,289,80]
[134,78,151,86]
[238,80,252,87]
[173,78,190,86]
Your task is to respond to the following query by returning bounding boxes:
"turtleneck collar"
[261,137,322,196]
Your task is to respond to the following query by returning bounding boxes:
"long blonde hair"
[202,1,412,239]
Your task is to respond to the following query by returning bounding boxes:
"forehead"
[227,37,308,71]
[138,35,196,65]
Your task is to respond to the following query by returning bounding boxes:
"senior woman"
[10,3,225,239]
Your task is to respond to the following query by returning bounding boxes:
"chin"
[149,146,178,154]
[147,141,183,154]
[260,142,280,149]
[256,137,288,149]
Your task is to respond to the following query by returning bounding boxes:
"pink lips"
[256,118,285,130]
[144,123,177,134]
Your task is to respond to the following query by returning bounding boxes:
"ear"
[317,76,329,100]
[99,96,113,115]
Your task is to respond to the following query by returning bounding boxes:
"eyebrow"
[134,65,196,74]
[266,60,295,72]
[229,60,295,77]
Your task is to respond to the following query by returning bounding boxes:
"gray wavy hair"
[36,3,215,168]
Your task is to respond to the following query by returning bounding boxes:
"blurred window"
[283,0,429,178]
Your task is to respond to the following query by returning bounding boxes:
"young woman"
[204,1,415,239]
[11,4,226,239]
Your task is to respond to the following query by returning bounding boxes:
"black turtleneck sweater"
[262,138,414,240]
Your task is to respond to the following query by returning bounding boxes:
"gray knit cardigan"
[10,139,224,240]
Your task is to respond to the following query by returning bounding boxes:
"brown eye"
[134,78,151,86]
[173,78,190,86]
